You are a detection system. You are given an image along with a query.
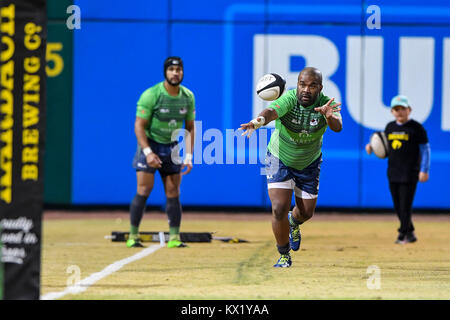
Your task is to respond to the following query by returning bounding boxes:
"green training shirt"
[136,82,195,144]
[267,89,341,170]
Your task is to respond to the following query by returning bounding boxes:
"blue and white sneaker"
[273,253,292,268]
[288,211,301,251]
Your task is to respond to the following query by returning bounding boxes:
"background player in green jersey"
[240,67,342,267]
[127,56,196,248]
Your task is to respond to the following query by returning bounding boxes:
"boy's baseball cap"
[390,95,410,108]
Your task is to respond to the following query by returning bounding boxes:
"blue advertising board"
[72,0,450,209]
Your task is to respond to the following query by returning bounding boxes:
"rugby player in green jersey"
[240,67,342,267]
[127,57,196,248]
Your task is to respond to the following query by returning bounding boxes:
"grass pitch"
[41,211,450,300]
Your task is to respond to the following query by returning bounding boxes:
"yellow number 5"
[46,42,64,77]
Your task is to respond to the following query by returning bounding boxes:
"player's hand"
[239,116,265,138]
[314,98,341,119]
[365,143,372,155]
[146,153,162,168]
[419,172,429,182]
[239,122,256,138]
[181,154,193,176]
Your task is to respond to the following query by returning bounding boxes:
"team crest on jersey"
[179,107,187,114]
[310,118,319,126]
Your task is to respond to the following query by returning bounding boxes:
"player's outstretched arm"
[314,98,342,132]
[239,108,278,138]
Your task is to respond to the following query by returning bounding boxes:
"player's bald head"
[298,67,322,84]
[296,67,323,106]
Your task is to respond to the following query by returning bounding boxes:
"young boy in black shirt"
[366,95,430,244]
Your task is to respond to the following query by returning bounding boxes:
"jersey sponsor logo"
[168,119,177,128]
[299,130,312,139]
[287,130,314,144]
[298,130,312,143]
[388,133,409,141]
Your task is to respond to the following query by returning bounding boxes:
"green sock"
[169,227,180,241]
[130,225,139,240]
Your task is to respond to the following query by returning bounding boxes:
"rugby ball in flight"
[370,131,389,159]
[256,73,286,101]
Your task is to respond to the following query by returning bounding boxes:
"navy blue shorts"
[132,139,182,177]
[265,151,322,199]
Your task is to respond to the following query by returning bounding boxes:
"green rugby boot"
[167,239,188,248]
[126,236,144,248]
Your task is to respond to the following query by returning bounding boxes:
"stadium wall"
[45,0,73,204]
[44,0,450,210]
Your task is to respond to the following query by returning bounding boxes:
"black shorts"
[132,138,182,177]
[265,151,322,199]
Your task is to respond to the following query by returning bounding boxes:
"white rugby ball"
[256,73,286,101]
[370,131,389,159]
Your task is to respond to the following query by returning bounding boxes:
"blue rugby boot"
[273,253,292,268]
[288,211,301,251]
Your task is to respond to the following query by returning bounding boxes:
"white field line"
[41,244,163,300]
